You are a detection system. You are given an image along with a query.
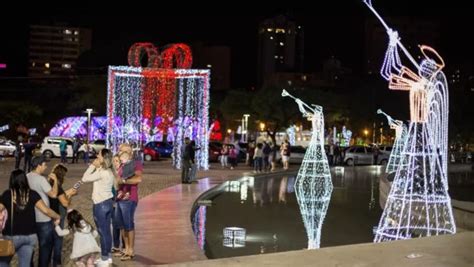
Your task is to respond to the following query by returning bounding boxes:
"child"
[55,209,101,267]
[116,151,135,200]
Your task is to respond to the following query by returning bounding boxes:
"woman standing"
[49,164,77,267]
[82,149,115,265]
[0,170,60,267]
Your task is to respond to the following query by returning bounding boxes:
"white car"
[40,136,73,159]
[275,145,307,164]
[78,140,106,158]
[0,140,16,156]
[343,145,389,166]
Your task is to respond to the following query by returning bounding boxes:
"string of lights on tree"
[282,90,333,249]
[341,126,352,147]
[364,0,456,242]
[377,109,407,174]
[286,125,296,145]
[107,43,210,169]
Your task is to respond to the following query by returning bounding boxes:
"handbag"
[0,190,16,257]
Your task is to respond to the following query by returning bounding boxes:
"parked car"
[40,136,74,159]
[144,141,173,158]
[143,145,161,161]
[0,140,16,156]
[343,145,389,166]
[275,145,307,164]
[78,139,106,158]
[209,142,222,162]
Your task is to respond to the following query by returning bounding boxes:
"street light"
[83,108,94,144]
[242,114,250,143]
[363,129,369,137]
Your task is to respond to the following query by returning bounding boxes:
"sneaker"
[94,258,112,265]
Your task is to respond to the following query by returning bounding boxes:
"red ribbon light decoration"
[127,43,193,132]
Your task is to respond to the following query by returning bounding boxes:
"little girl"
[54,209,101,267]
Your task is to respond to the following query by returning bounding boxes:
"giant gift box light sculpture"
[282,89,333,249]
[376,109,407,174]
[107,43,210,169]
[364,0,455,242]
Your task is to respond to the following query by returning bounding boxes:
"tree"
[219,89,253,132]
[251,87,300,145]
[67,75,107,115]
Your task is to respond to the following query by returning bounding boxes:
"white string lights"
[364,1,456,242]
[107,44,210,170]
[286,125,296,145]
[377,109,407,173]
[282,90,333,249]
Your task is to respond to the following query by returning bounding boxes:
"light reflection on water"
[191,166,472,259]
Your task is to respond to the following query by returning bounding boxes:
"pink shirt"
[119,161,143,203]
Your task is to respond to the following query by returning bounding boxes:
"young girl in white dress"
[54,209,101,267]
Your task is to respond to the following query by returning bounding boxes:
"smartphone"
[73,181,83,190]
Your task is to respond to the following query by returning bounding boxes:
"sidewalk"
[0,157,290,266]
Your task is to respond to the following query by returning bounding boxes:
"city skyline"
[0,2,472,88]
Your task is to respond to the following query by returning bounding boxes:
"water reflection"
[193,167,385,259]
[192,206,206,250]
[192,165,472,259]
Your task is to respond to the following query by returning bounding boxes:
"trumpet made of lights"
[376,109,407,173]
[107,43,210,170]
[282,89,333,249]
[364,0,455,242]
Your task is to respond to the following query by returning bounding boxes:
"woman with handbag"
[0,169,60,267]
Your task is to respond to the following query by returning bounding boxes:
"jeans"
[84,152,90,164]
[115,200,137,231]
[23,155,32,172]
[112,205,122,248]
[52,206,66,267]
[0,234,37,267]
[15,154,22,169]
[93,198,113,260]
[60,151,67,163]
[263,156,270,170]
[181,160,192,182]
[72,151,78,163]
[36,221,54,267]
[254,157,263,172]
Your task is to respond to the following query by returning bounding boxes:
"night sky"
[0,1,472,88]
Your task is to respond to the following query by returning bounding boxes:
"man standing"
[72,137,80,163]
[59,139,67,164]
[23,138,35,172]
[181,137,193,184]
[14,135,23,169]
[27,156,59,267]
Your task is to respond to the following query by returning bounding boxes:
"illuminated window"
[74,30,79,35]
[276,28,286,33]
[45,63,50,68]
[267,28,273,32]
[62,63,71,69]
[63,29,72,35]
[270,36,273,40]
[301,75,307,81]
[280,42,284,46]
[206,64,212,68]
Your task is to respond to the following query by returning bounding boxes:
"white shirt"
[81,165,114,204]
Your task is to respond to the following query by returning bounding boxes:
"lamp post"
[243,114,250,143]
[84,108,94,145]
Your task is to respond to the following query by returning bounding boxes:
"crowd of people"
[0,143,142,267]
